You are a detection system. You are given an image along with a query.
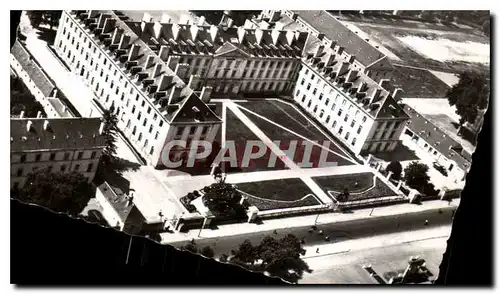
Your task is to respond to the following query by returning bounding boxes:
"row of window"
[14,162,94,177]
[16,151,97,164]
[175,125,211,137]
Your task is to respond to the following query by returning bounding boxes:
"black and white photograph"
[8,6,493,287]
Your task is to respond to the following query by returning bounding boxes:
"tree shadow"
[110,158,141,173]
[370,144,419,162]
[35,26,56,44]
[102,170,132,196]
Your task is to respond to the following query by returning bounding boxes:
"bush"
[179,192,198,213]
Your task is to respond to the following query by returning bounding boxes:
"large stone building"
[123,11,308,97]
[54,10,223,167]
[10,116,106,190]
[293,33,408,155]
[247,10,395,83]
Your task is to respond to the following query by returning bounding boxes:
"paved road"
[169,204,454,257]
[300,231,448,284]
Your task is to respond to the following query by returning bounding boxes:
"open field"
[236,178,321,210]
[312,173,397,202]
[392,65,451,98]
[236,100,355,166]
[342,18,489,75]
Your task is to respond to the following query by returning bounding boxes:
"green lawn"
[312,173,397,202]
[236,178,321,210]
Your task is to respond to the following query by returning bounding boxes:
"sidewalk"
[160,198,459,244]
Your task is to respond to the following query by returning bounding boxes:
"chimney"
[103,18,116,34]
[167,55,180,71]
[348,55,356,63]
[88,10,98,18]
[43,120,50,131]
[200,86,213,103]
[337,46,344,55]
[158,75,173,91]
[168,86,183,104]
[99,121,105,134]
[145,55,155,68]
[128,44,141,61]
[153,63,162,78]
[119,34,131,49]
[37,111,42,118]
[175,63,189,80]
[270,10,281,22]
[160,13,172,24]
[378,79,391,90]
[346,69,359,82]
[392,88,404,101]
[315,45,324,58]
[26,120,33,132]
[142,12,152,23]
[52,89,58,98]
[112,27,122,44]
[159,46,170,61]
[325,53,336,66]
[19,110,25,119]
[337,62,350,76]
[370,88,382,103]
[317,33,325,40]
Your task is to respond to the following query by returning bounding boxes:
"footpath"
[160,198,459,245]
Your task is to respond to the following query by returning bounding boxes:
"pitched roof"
[402,105,471,172]
[11,117,106,152]
[169,92,222,124]
[97,182,134,224]
[302,34,407,120]
[11,40,56,97]
[291,10,386,67]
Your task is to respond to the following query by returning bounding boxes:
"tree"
[15,169,93,215]
[231,239,258,264]
[446,71,489,133]
[386,161,403,181]
[219,254,229,262]
[101,105,118,166]
[26,11,44,28]
[202,175,247,218]
[181,239,198,253]
[403,162,431,193]
[200,246,215,258]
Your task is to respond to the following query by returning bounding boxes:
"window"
[35,154,41,162]
[115,87,119,95]
[61,165,66,172]
[337,109,342,116]
[110,81,114,89]
[344,114,349,122]
[136,94,140,101]
[132,106,136,114]
[307,83,311,90]
[325,98,330,106]
[137,112,142,120]
[47,166,53,173]
[50,153,56,161]
[149,125,153,133]
[362,116,367,123]
[159,120,164,127]
[345,132,350,140]
[355,110,360,116]
[77,152,83,160]
[121,93,125,101]
[155,131,159,140]
[176,127,184,136]
[300,79,305,85]
[313,88,317,95]
[348,105,353,112]
[357,126,362,134]
[351,138,357,146]
[342,99,346,106]
[189,126,196,135]
[319,110,324,118]
[150,146,155,155]
[64,153,70,161]
[202,126,210,135]
[305,69,309,75]
[351,120,356,128]
[91,151,97,159]
[147,106,151,114]
[126,120,131,129]
[301,95,306,102]
[138,133,143,142]
[104,59,107,65]
[143,118,148,127]
[74,164,80,171]
[153,113,158,121]
[144,139,149,148]
[307,100,312,107]
[433,151,438,156]
[310,73,315,80]
[16,168,23,177]
[331,103,336,111]
[126,99,130,107]
[106,95,110,103]
[338,126,343,135]
[86,163,93,173]
[132,126,137,135]
[319,93,323,100]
